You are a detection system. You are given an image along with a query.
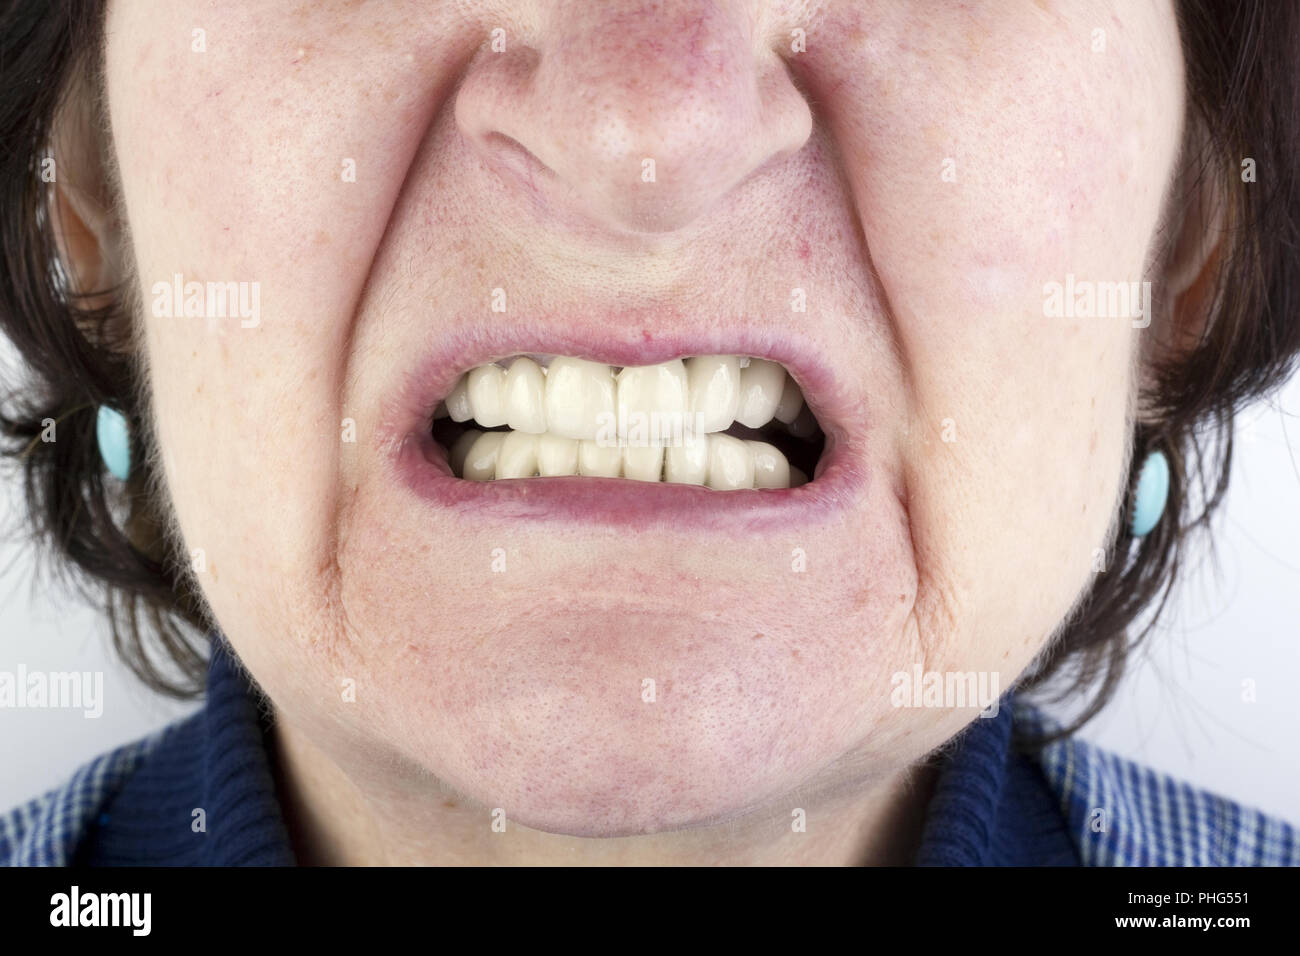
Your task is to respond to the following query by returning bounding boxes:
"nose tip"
[455,6,812,234]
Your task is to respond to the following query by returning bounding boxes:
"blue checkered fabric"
[1032,723,1298,866]
[0,729,166,866]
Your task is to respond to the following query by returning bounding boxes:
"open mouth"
[429,355,825,490]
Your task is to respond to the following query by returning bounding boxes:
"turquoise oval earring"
[96,405,131,481]
[1130,449,1169,537]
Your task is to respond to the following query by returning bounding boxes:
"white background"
[2,346,1298,824]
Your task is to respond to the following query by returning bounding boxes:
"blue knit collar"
[914,695,1079,865]
[82,640,294,865]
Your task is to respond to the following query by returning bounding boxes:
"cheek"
[101,1,451,638]
[798,1,1182,650]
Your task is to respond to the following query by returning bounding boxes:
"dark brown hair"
[0,0,208,695]
[2,1,1299,727]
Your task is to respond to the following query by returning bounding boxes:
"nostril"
[480,131,555,184]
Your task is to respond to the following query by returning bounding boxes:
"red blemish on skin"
[684,14,708,58]
[798,240,811,260]
[208,89,222,98]
[641,329,653,343]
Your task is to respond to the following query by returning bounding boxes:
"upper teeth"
[446,356,804,438]
[438,355,812,489]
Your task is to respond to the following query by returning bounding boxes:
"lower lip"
[395,431,864,531]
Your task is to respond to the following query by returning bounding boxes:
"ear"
[49,89,120,310]
[1136,128,1227,421]
[53,180,115,298]
[1162,156,1226,350]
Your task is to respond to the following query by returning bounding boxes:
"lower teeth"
[443,426,812,489]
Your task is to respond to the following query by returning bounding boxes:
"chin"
[337,580,934,837]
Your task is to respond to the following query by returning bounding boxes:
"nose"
[455,1,812,234]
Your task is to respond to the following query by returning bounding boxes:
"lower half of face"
[106,0,1183,834]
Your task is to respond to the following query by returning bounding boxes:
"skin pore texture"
[82,0,1204,864]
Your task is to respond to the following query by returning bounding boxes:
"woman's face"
[101,0,1184,838]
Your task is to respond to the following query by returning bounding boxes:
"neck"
[269,718,937,866]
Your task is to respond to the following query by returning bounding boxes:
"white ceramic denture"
[453,429,800,488]
[616,360,689,437]
[748,440,791,489]
[441,354,816,489]
[537,433,580,476]
[774,376,804,424]
[503,357,547,434]
[664,434,710,485]
[685,355,741,433]
[454,434,800,494]
[544,357,616,440]
[622,444,665,482]
[706,434,756,490]
[496,430,540,478]
[578,439,622,477]
[462,431,505,480]
[467,365,508,428]
[451,354,800,438]
[445,375,473,422]
[735,358,785,429]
